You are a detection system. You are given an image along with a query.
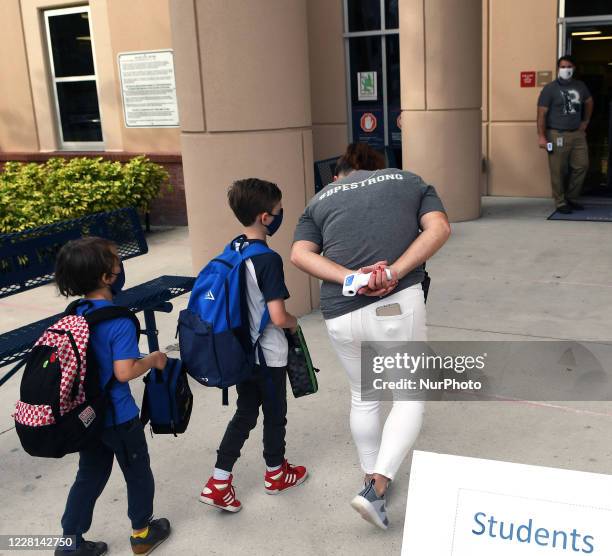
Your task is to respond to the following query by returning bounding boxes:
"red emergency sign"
[520,71,536,88]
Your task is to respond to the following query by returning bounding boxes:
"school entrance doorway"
[343,0,401,167]
[561,5,612,197]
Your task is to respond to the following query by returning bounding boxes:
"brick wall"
[148,159,188,227]
[0,152,188,227]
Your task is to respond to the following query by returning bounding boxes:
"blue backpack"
[140,357,193,436]
[178,236,272,403]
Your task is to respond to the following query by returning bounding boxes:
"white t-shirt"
[243,244,290,367]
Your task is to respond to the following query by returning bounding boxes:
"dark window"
[48,12,95,77]
[386,34,402,162]
[56,82,103,142]
[347,0,381,32]
[565,0,612,17]
[385,0,399,29]
[45,8,102,146]
[349,36,383,105]
[386,35,400,109]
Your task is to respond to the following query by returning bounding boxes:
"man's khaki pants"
[547,129,589,208]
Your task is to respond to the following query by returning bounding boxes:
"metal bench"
[314,156,339,194]
[0,208,195,386]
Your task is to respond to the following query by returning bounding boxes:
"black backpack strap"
[84,306,142,337]
[140,373,151,427]
[64,299,94,316]
[422,270,431,303]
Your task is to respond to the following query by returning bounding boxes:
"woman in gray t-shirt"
[292,143,451,530]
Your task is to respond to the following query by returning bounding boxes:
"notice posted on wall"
[118,50,179,128]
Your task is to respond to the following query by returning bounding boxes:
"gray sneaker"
[350,480,389,530]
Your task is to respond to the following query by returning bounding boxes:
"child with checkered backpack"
[48,238,171,556]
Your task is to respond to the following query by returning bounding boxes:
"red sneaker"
[264,460,308,494]
[199,475,242,512]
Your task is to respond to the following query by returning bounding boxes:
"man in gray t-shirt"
[537,56,593,213]
[293,167,447,319]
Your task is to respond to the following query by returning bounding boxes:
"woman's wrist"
[390,264,403,281]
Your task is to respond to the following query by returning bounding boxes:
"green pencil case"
[286,325,319,398]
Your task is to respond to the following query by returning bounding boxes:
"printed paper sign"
[360,112,378,133]
[538,70,553,86]
[351,108,384,149]
[118,50,180,128]
[358,71,377,101]
[402,451,612,555]
[389,107,402,148]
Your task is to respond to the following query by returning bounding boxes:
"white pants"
[325,285,426,480]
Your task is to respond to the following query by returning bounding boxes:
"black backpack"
[13,301,140,458]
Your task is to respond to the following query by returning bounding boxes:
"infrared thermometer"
[343,269,393,297]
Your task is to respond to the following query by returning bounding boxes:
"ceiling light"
[76,36,91,41]
[572,31,602,36]
[582,36,612,41]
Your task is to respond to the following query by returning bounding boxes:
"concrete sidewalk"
[1,197,612,556]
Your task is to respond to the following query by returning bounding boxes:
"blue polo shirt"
[77,299,141,426]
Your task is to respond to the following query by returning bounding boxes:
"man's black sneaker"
[568,200,584,210]
[557,205,572,214]
[54,540,107,556]
[130,518,171,555]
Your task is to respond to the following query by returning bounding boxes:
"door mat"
[548,204,612,222]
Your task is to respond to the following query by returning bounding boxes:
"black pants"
[61,418,155,546]
[216,365,288,471]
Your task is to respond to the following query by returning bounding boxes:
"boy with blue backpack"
[48,238,171,555]
[197,178,308,511]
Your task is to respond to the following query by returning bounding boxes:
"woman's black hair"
[334,143,386,176]
[55,237,118,297]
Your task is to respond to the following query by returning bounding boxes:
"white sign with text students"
[403,451,612,555]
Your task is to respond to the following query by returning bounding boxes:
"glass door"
[343,0,401,167]
[564,21,612,195]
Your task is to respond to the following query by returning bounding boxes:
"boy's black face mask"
[110,263,126,296]
[266,209,284,236]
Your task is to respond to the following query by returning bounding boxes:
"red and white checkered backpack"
[14,300,140,458]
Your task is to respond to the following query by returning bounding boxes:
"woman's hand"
[357,262,399,297]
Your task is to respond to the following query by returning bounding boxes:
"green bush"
[0,156,171,233]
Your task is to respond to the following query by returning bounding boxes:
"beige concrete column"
[0,0,38,151]
[307,0,348,161]
[169,0,315,315]
[400,0,482,221]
